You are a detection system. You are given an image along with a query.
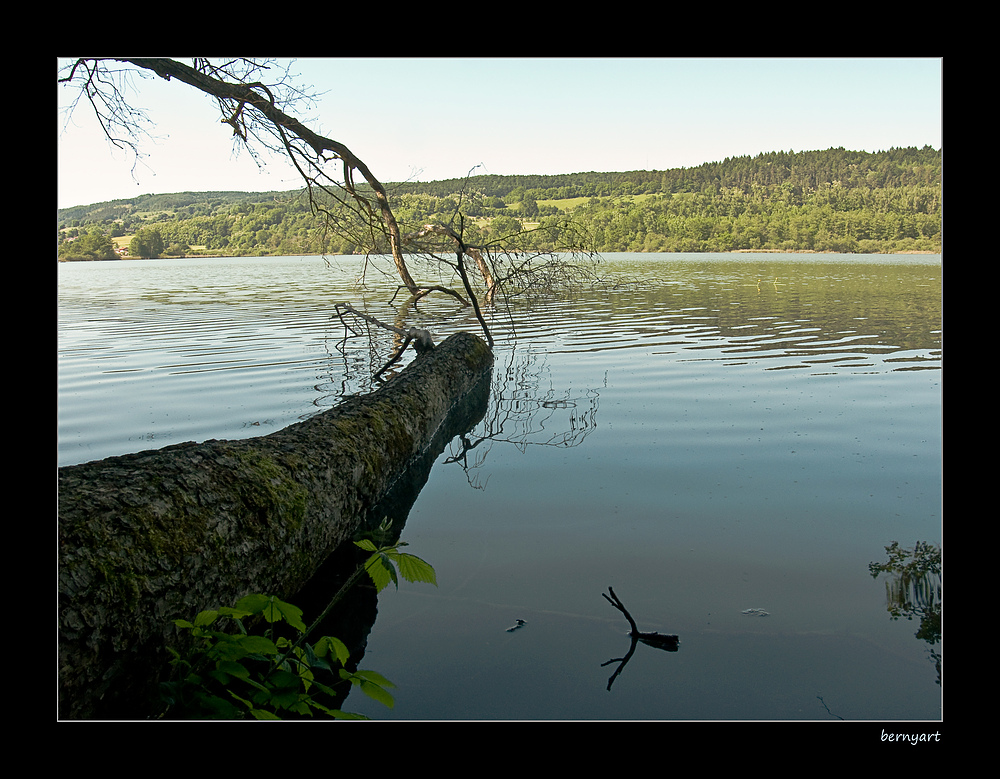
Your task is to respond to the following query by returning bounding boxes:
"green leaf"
[250,708,282,720]
[242,635,281,655]
[234,594,273,614]
[193,609,219,627]
[243,677,270,694]
[351,669,396,689]
[163,573,431,718]
[302,642,327,672]
[229,690,270,719]
[260,597,282,624]
[328,709,370,720]
[364,552,398,592]
[309,679,340,698]
[354,539,378,552]
[210,634,279,662]
[271,598,306,632]
[266,670,304,709]
[340,669,396,708]
[360,680,395,708]
[201,693,243,719]
[217,605,254,621]
[231,594,307,631]
[394,552,437,586]
[313,635,350,666]
[215,660,251,681]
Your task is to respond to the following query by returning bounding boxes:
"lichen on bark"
[58,331,493,719]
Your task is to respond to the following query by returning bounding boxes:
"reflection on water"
[601,586,680,691]
[58,253,942,720]
[506,254,941,376]
[287,367,493,716]
[869,541,942,686]
[443,346,602,489]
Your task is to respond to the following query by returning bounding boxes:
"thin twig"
[603,587,678,648]
[602,587,639,634]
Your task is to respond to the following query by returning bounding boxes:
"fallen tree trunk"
[58,331,493,719]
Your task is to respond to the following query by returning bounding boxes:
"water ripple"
[58,254,940,466]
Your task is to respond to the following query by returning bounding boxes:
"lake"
[57,252,942,721]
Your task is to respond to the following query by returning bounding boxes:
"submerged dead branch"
[333,302,435,381]
[601,586,679,691]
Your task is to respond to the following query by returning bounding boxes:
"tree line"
[57,146,941,260]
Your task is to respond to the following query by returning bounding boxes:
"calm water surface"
[57,253,942,720]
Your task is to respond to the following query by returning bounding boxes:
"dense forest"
[57,146,941,260]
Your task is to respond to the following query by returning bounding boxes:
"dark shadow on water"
[290,344,609,712]
[290,368,493,710]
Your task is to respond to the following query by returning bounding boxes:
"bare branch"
[58,59,159,182]
[62,57,421,295]
[333,302,407,338]
[601,586,679,691]
[332,303,436,380]
[603,587,679,650]
[59,57,599,358]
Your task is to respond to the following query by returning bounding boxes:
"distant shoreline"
[59,248,940,263]
[727,248,938,255]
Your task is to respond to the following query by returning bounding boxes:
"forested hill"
[387,145,941,199]
[58,146,941,259]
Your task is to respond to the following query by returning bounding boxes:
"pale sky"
[57,57,942,210]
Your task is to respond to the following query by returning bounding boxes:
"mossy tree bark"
[58,332,493,719]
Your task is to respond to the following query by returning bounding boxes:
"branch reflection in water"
[601,587,679,692]
[443,343,603,490]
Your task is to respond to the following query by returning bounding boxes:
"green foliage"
[159,532,435,719]
[355,538,437,593]
[57,227,117,260]
[129,226,164,258]
[58,147,941,258]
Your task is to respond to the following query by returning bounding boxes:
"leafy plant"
[356,537,437,593]
[159,526,435,719]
